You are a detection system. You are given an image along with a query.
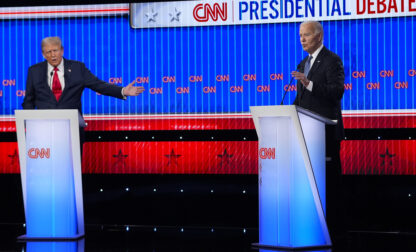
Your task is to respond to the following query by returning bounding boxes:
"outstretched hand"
[123,80,145,96]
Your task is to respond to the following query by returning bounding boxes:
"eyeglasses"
[44,49,61,56]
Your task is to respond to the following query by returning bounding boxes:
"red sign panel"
[1,140,416,175]
[341,140,416,175]
[82,141,258,174]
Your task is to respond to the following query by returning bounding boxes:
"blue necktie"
[303,55,313,77]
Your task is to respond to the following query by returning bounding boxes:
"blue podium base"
[17,233,85,241]
[252,242,332,251]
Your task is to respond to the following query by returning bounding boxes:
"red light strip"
[343,113,416,116]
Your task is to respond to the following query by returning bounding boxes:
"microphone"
[280,65,301,105]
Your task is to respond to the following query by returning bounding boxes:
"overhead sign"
[0,4,128,19]
[130,0,416,28]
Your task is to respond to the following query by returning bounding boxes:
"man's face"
[42,43,64,67]
[299,23,322,54]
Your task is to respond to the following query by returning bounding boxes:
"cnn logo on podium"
[28,148,50,159]
[259,148,275,159]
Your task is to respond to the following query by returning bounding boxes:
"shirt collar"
[47,58,64,73]
[310,44,324,59]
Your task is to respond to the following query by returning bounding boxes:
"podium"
[250,105,335,250]
[15,109,85,240]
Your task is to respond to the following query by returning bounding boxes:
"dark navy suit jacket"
[22,59,124,112]
[293,46,345,140]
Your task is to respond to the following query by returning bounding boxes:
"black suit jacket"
[22,59,124,113]
[293,46,345,140]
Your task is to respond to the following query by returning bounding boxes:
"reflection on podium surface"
[25,239,84,252]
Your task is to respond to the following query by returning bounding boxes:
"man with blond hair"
[23,36,144,149]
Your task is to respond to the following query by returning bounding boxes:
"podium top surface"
[250,105,336,125]
[15,109,79,120]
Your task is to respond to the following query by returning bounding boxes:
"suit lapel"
[63,58,72,82]
[40,61,57,100]
[41,61,49,88]
[307,47,327,79]
[61,59,72,99]
[300,56,308,73]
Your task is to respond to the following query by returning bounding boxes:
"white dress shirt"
[305,43,324,91]
[47,59,65,90]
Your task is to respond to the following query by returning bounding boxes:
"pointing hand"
[123,80,145,96]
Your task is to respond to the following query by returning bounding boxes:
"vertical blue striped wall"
[0,15,415,115]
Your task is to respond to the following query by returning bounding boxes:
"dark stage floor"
[1,224,416,252]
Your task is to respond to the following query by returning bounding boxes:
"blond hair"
[41,36,63,52]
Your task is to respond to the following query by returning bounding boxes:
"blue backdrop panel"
[0,15,415,116]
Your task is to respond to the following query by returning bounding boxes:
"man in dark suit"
[22,36,145,150]
[291,21,345,240]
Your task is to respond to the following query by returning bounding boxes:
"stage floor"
[1,224,416,252]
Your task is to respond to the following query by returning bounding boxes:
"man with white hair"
[291,21,345,240]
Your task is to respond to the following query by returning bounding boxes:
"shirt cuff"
[306,81,313,91]
[121,87,127,99]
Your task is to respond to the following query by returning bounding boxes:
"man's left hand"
[123,80,145,96]
[291,71,310,87]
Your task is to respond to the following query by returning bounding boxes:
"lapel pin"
[68,69,71,72]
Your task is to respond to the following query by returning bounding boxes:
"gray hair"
[41,36,63,52]
[301,21,323,35]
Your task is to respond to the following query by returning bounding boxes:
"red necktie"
[52,67,62,101]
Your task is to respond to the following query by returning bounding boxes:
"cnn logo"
[193,3,227,22]
[259,148,275,159]
[28,148,50,159]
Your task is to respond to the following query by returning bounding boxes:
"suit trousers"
[325,127,344,237]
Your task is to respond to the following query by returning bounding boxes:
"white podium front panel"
[25,119,77,237]
[258,116,289,246]
[251,105,331,249]
[15,109,84,240]
[298,112,326,216]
